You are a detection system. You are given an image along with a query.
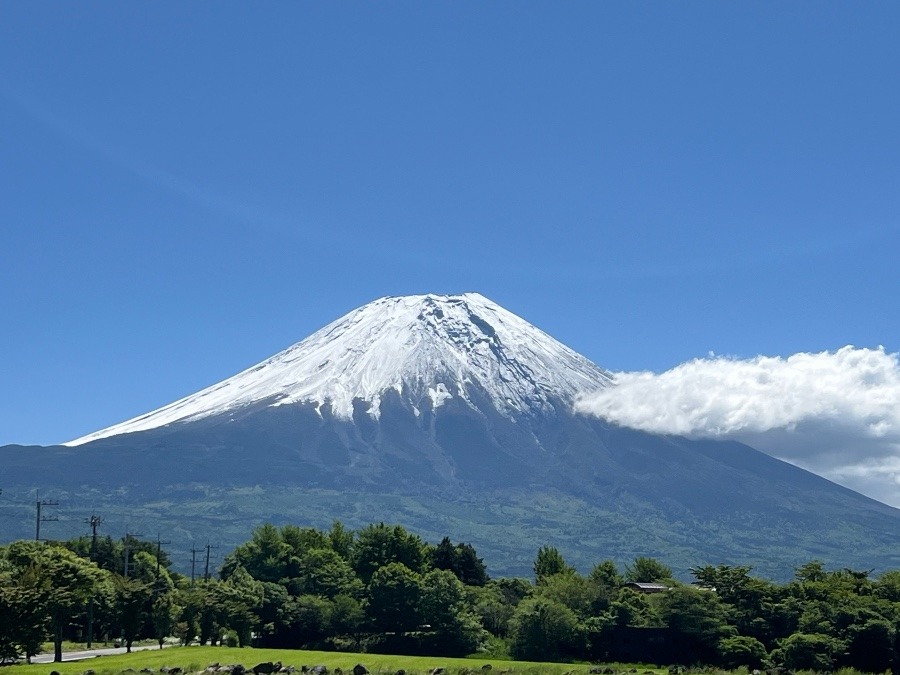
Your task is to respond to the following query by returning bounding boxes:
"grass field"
[2,647,665,675]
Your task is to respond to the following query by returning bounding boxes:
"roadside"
[31,644,164,664]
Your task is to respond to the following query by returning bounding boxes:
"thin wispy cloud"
[575,346,900,506]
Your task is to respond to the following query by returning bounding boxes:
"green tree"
[624,556,672,583]
[847,619,895,673]
[419,569,484,655]
[353,523,427,583]
[589,560,623,591]
[718,635,767,669]
[331,593,365,648]
[216,564,264,647]
[533,545,570,584]
[0,563,47,662]
[328,521,355,561]
[774,632,840,671]
[655,585,733,662]
[4,541,106,662]
[222,523,291,584]
[292,547,362,599]
[113,575,154,652]
[535,570,600,619]
[430,537,488,587]
[509,596,582,661]
[367,562,423,634]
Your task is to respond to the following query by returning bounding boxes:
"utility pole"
[190,547,202,586]
[204,541,218,582]
[154,533,171,594]
[35,496,59,541]
[85,514,103,648]
[123,528,142,578]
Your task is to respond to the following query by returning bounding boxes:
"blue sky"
[2,3,898,455]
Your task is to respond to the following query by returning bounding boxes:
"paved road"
[32,644,164,664]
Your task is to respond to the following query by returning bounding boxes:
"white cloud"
[575,346,900,506]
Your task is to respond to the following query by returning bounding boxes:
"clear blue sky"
[2,2,898,446]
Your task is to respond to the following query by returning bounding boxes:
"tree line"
[4,522,900,672]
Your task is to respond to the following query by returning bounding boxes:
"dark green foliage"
[774,632,842,671]
[656,586,734,662]
[625,556,673,583]
[509,596,582,660]
[418,569,485,655]
[533,545,571,583]
[9,521,900,668]
[366,562,423,634]
[430,537,489,586]
[847,619,895,673]
[717,635,767,669]
[353,523,427,583]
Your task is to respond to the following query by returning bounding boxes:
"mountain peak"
[66,293,613,446]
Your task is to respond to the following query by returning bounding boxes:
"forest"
[3,521,900,672]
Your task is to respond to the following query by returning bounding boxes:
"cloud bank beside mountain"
[575,346,900,506]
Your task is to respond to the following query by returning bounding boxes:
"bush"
[774,632,841,671]
[718,635,767,669]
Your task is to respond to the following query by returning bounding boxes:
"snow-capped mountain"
[67,293,613,446]
[8,291,900,578]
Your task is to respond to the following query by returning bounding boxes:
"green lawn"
[4,647,666,675]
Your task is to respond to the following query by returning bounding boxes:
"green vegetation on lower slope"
[4,483,899,581]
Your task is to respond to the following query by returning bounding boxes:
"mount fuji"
[4,293,900,578]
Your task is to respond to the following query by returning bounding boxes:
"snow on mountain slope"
[66,293,613,446]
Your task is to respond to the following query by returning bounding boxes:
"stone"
[310,667,328,675]
[353,665,368,675]
[254,664,277,675]
[481,667,492,672]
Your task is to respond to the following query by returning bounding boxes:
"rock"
[83,670,96,675]
[589,669,603,675]
[140,670,154,674]
[481,667,492,672]
[233,666,247,675]
[334,670,342,675]
[353,665,368,675]
[311,667,328,675]
[50,671,61,675]
[431,669,446,675]
[254,664,277,675]
[396,670,406,675]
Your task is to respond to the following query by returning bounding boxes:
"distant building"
[627,582,670,593]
